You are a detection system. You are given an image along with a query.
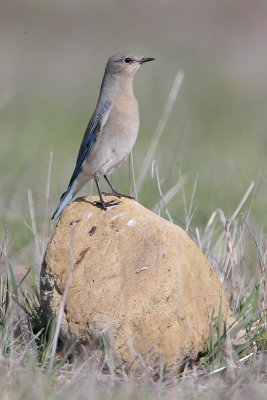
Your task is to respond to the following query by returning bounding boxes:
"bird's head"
[105,51,155,76]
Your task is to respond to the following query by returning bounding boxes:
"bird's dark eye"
[123,57,132,64]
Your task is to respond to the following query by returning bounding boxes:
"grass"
[0,181,266,398]
[1,59,266,399]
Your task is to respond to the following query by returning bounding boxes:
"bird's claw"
[93,199,120,210]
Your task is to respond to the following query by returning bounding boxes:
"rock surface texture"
[40,196,232,369]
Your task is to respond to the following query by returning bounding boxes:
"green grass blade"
[238,283,258,319]
[251,282,260,315]
[7,261,18,298]
[229,309,265,339]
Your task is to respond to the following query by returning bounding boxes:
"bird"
[52,50,154,219]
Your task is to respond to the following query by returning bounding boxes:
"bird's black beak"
[140,57,155,64]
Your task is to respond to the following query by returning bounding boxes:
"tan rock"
[40,196,232,368]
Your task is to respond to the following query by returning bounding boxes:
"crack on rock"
[54,280,63,296]
[76,246,90,266]
[88,226,97,236]
[70,219,81,225]
[135,267,149,274]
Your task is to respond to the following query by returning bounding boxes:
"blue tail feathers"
[52,188,74,220]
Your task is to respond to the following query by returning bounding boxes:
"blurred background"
[1,0,267,259]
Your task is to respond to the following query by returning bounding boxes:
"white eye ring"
[123,57,131,64]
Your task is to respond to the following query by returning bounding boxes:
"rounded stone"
[40,196,232,368]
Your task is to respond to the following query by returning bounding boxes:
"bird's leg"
[93,175,120,210]
[102,175,135,200]
[104,175,117,194]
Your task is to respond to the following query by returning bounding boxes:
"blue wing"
[52,99,112,219]
[68,99,112,188]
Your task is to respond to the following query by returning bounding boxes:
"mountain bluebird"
[52,51,154,219]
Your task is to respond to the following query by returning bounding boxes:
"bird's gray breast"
[82,95,139,177]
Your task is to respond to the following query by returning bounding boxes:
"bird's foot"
[93,198,120,210]
[101,191,135,200]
